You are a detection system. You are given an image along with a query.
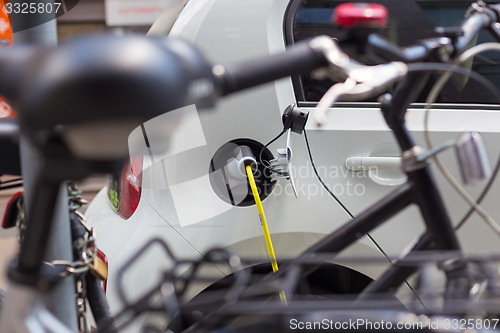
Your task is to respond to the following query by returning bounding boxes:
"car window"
[286,0,500,104]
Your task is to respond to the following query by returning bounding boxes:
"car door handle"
[345,157,401,171]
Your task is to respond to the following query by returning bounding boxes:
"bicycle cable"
[426,46,500,234]
[408,56,500,236]
[303,129,355,219]
[301,62,500,308]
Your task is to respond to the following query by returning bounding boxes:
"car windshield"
[288,0,500,104]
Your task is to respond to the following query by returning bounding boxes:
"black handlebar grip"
[367,34,429,62]
[368,5,495,62]
[218,37,331,96]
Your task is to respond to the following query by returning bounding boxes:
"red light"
[334,3,388,29]
[118,156,143,219]
[2,191,23,228]
[0,0,13,48]
[0,97,15,118]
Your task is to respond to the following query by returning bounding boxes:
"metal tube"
[9,1,78,330]
[11,0,58,46]
[17,137,78,331]
[359,234,431,299]
[303,182,414,255]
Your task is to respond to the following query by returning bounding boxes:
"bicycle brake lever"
[343,62,408,99]
[315,62,407,126]
[309,37,353,81]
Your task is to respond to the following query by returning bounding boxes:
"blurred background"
[57,0,153,42]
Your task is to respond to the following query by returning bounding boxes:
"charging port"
[209,139,276,207]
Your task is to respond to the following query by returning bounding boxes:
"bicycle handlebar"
[368,2,500,62]
[15,36,215,135]
[0,36,333,159]
[490,3,500,22]
[456,8,494,51]
[0,0,498,162]
[216,37,330,95]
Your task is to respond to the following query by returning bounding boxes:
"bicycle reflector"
[108,156,143,219]
[455,132,491,185]
[334,3,388,28]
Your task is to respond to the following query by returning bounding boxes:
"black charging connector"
[282,104,309,134]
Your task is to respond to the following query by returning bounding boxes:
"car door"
[286,0,500,256]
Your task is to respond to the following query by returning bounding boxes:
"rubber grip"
[219,37,329,96]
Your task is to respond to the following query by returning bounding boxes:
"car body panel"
[85,0,500,328]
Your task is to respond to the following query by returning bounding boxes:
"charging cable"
[246,164,287,305]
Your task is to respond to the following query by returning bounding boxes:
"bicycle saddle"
[2,36,214,162]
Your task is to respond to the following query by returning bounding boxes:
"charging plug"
[282,104,309,134]
[225,145,257,179]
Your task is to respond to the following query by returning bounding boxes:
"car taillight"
[108,156,143,219]
[2,191,23,228]
[96,249,109,294]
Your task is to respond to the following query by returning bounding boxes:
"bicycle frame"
[295,71,469,301]
[281,1,500,300]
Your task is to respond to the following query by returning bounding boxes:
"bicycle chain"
[67,183,94,333]
[46,183,96,276]
[13,183,97,332]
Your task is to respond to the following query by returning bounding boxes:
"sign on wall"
[105,0,172,26]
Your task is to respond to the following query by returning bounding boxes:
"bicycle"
[0,25,361,333]
[104,238,500,332]
[288,1,500,304]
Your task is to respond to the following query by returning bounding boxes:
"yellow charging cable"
[246,165,287,305]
